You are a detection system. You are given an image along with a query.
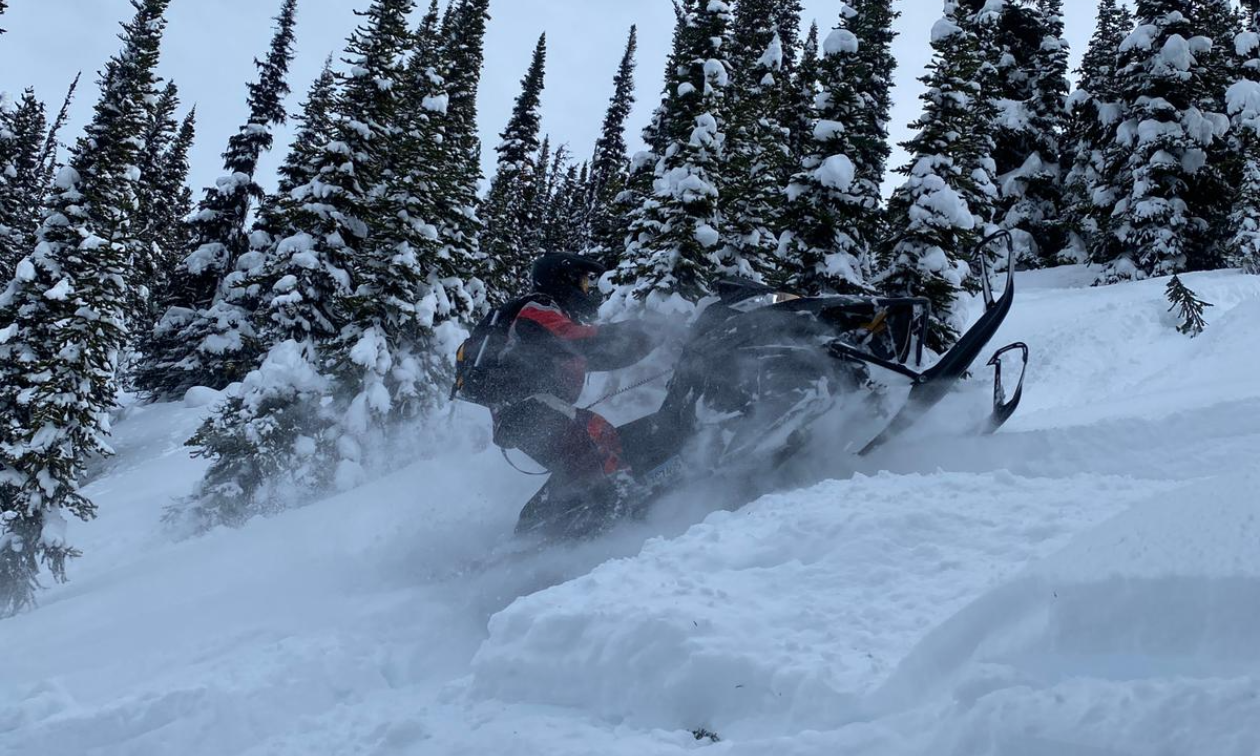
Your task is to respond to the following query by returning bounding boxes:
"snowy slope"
[2,268,1259,756]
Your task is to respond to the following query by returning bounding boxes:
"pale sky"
[0,0,1104,198]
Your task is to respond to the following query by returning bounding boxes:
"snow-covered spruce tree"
[611,0,734,309]
[554,160,590,253]
[585,25,638,264]
[185,0,417,529]
[786,22,821,176]
[127,81,183,329]
[0,78,80,283]
[1187,0,1243,271]
[33,75,81,200]
[961,0,1069,266]
[1228,4,1260,273]
[879,1,997,352]
[140,108,195,310]
[254,56,337,248]
[1062,0,1133,265]
[434,0,489,305]
[480,33,548,303]
[1101,0,1230,283]
[0,0,170,617]
[846,0,899,269]
[0,89,47,282]
[135,0,299,401]
[1020,0,1072,264]
[612,6,693,275]
[322,0,480,458]
[778,0,805,56]
[720,0,795,282]
[532,135,554,248]
[778,6,868,295]
[540,141,586,255]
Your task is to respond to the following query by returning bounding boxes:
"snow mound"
[867,470,1260,755]
[470,471,1169,738]
[182,385,224,409]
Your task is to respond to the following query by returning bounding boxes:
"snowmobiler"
[455,234,1028,541]
[453,253,663,499]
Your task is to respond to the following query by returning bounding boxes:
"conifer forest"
[2,2,1260,750]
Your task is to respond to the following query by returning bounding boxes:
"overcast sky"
[0,0,1104,197]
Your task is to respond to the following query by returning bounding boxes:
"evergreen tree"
[1187,0,1243,271]
[1102,0,1230,282]
[436,0,490,307]
[128,81,182,327]
[611,6,693,274]
[612,0,734,309]
[779,5,868,295]
[563,161,591,252]
[1165,273,1211,335]
[0,90,47,282]
[847,0,900,268]
[880,1,996,351]
[1228,3,1260,273]
[1062,0,1133,265]
[585,26,638,263]
[961,0,1069,266]
[773,0,804,68]
[136,0,299,401]
[722,0,794,282]
[540,147,587,253]
[786,22,821,171]
[255,55,337,244]
[0,0,7,35]
[149,109,196,291]
[0,0,170,616]
[36,74,82,193]
[324,0,479,474]
[185,0,455,528]
[480,33,548,302]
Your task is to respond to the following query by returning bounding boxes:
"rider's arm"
[578,320,659,372]
[514,302,658,371]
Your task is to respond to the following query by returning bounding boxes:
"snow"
[1227,79,1260,121]
[1121,24,1159,54]
[757,32,784,71]
[694,223,720,248]
[421,93,448,114]
[2,270,1260,754]
[42,278,72,301]
[1237,30,1260,59]
[813,119,845,142]
[930,18,962,44]
[1158,34,1194,73]
[182,386,224,409]
[822,28,858,57]
[703,58,728,89]
[814,154,855,191]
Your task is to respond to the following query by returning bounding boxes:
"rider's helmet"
[531,252,607,322]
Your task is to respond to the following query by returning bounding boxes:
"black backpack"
[450,298,532,406]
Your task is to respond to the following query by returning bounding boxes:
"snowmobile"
[515,232,1029,540]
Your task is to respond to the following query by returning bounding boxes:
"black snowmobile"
[515,233,1029,540]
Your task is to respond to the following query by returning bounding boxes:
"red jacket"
[501,296,657,405]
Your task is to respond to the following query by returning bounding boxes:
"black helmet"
[531,252,607,321]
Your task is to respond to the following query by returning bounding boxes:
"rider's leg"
[493,394,625,479]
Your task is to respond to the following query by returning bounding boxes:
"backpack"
[450,298,532,406]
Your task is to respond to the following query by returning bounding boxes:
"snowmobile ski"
[852,231,1021,456]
